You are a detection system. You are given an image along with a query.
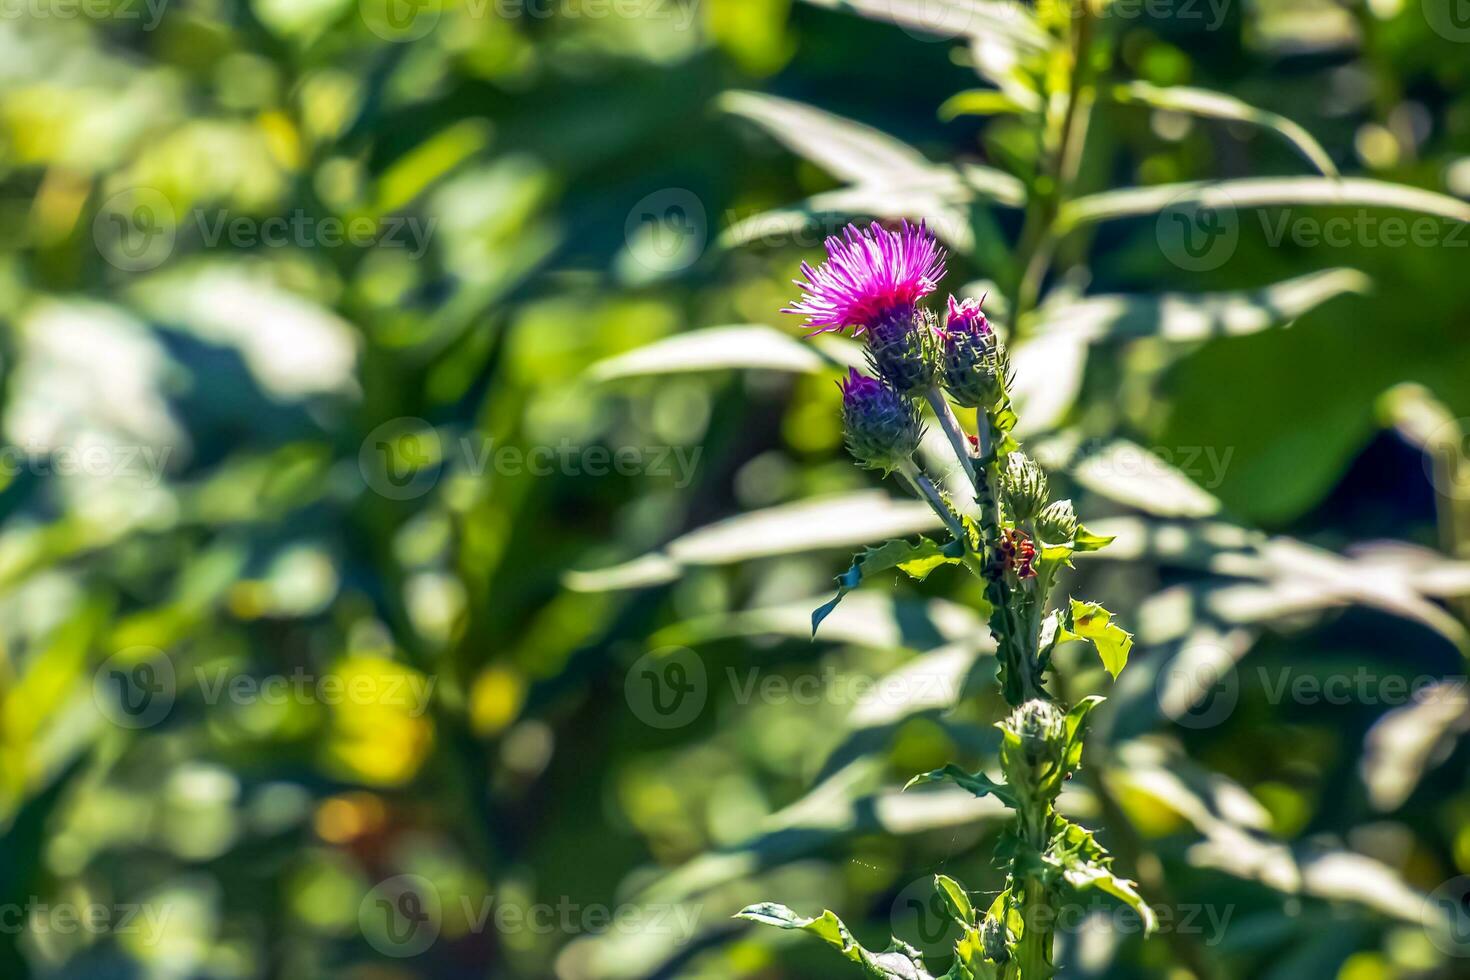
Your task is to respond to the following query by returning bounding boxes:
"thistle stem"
[925,387,978,493]
[899,460,965,540]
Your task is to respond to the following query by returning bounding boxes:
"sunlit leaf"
[588,325,831,380]
[1059,599,1134,680]
[566,493,944,592]
[1025,268,1370,343]
[1059,177,1470,232]
[734,903,938,979]
[1111,82,1338,178]
[813,536,965,635]
[799,0,1051,50]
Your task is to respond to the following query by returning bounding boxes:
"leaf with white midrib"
[1111,82,1339,178]
[1059,176,1470,232]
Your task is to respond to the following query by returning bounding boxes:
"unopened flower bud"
[981,915,1010,964]
[866,307,937,395]
[1002,452,1048,521]
[1013,699,1065,767]
[839,369,922,474]
[938,296,1007,409]
[1037,499,1078,543]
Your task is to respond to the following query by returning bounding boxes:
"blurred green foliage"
[0,0,1468,978]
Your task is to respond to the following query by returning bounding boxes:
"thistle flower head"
[937,295,1007,409]
[1037,499,1078,544]
[784,220,946,336]
[866,306,937,395]
[942,294,991,339]
[1001,451,1049,522]
[1013,698,1066,766]
[838,369,922,474]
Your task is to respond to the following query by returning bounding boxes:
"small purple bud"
[938,294,1006,409]
[945,295,991,339]
[838,369,923,474]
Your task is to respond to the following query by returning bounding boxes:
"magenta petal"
[783,220,947,335]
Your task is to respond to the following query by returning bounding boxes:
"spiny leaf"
[1047,820,1157,934]
[1071,525,1115,552]
[905,763,1019,808]
[1060,600,1134,680]
[813,536,962,636]
[735,903,939,979]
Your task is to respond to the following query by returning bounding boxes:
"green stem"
[925,387,978,494]
[898,460,989,581]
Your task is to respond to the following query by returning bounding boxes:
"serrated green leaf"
[1059,600,1134,679]
[905,763,1019,808]
[1047,820,1157,934]
[814,536,962,636]
[735,902,938,978]
[1071,525,1114,552]
[1059,864,1157,934]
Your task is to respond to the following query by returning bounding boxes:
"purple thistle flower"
[783,220,947,335]
[942,294,991,339]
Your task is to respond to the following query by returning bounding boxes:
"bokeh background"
[2,0,1470,977]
